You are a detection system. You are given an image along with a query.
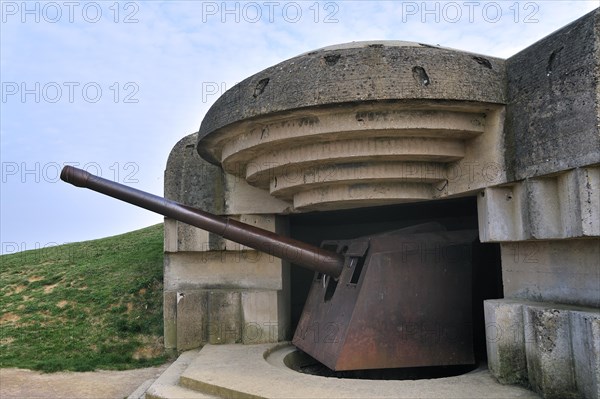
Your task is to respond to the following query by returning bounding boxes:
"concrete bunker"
[163,11,600,398]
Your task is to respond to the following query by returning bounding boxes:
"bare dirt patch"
[14,285,27,294]
[0,313,20,324]
[44,283,58,294]
[56,300,69,308]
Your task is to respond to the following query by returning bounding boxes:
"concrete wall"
[163,133,290,351]
[479,9,600,398]
[485,300,599,399]
[504,9,599,182]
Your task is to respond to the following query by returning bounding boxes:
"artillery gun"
[61,165,477,371]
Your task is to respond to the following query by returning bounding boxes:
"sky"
[1,0,598,254]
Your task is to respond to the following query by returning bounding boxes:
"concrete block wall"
[163,133,291,351]
[499,240,600,309]
[478,167,600,242]
[484,299,528,386]
[485,300,600,399]
[479,10,600,398]
[504,9,599,182]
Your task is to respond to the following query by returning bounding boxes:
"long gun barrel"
[60,166,345,277]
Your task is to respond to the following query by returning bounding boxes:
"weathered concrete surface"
[145,350,216,399]
[163,240,289,350]
[163,249,285,350]
[195,41,507,211]
[198,41,506,156]
[164,133,289,253]
[504,9,600,181]
[197,96,506,210]
[164,132,292,350]
[171,343,538,399]
[165,132,225,213]
[164,251,284,292]
[570,310,600,399]
[241,290,281,344]
[478,167,600,242]
[222,173,291,215]
[484,299,600,399]
[176,291,207,351]
[500,239,600,308]
[206,291,241,344]
[524,306,577,399]
[163,244,289,350]
[163,132,226,348]
[163,291,178,351]
[484,299,528,386]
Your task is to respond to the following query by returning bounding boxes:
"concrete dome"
[197,41,507,210]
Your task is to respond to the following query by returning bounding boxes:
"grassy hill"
[0,224,170,372]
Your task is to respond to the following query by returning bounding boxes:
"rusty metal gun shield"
[292,225,478,371]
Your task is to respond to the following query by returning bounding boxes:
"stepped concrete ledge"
[147,343,539,399]
[196,41,507,211]
[144,349,217,399]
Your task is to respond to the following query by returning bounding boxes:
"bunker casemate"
[62,8,599,399]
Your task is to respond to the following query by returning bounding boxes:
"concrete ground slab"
[145,349,217,399]
[175,343,539,399]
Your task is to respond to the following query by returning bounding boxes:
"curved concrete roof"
[197,40,506,158]
[194,41,507,210]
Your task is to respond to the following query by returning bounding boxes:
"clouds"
[1,1,597,253]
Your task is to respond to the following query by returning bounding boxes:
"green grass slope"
[0,224,169,372]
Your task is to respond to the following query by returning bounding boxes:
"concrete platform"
[142,343,539,399]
